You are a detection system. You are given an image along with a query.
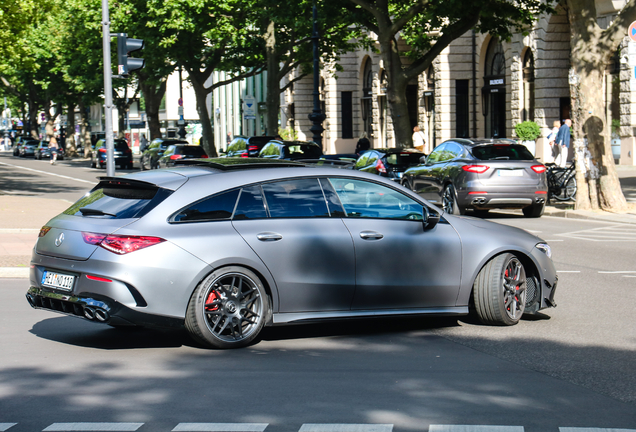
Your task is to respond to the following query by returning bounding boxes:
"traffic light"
[116,33,144,77]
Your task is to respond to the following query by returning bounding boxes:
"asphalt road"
[1,152,635,432]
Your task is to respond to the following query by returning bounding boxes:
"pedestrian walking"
[355,137,371,156]
[49,135,59,165]
[412,125,427,153]
[554,119,571,168]
[140,134,148,152]
[547,120,560,162]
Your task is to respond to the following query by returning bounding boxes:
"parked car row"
[11,137,65,160]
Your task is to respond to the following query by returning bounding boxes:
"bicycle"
[545,161,576,202]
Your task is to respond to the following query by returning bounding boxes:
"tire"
[442,184,464,215]
[522,202,545,218]
[473,253,527,326]
[98,162,104,169]
[554,175,576,201]
[185,266,270,349]
[91,159,96,168]
[473,209,490,218]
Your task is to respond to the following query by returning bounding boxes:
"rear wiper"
[79,207,117,217]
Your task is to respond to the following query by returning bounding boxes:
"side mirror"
[422,206,440,230]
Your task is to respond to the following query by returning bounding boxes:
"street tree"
[565,0,635,211]
[346,0,552,147]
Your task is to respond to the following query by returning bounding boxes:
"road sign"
[178,98,183,107]
[243,95,256,116]
[629,21,636,41]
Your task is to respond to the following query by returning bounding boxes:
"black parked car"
[354,148,425,182]
[158,145,208,168]
[91,138,133,169]
[35,141,65,160]
[226,136,276,158]
[141,138,187,170]
[401,138,548,217]
[258,140,323,160]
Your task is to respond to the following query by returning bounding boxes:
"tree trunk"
[382,38,413,148]
[567,0,628,212]
[139,77,166,140]
[66,103,77,156]
[191,80,217,157]
[265,20,280,135]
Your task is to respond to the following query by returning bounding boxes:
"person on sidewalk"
[412,125,427,153]
[547,120,560,163]
[554,118,571,168]
[49,135,59,165]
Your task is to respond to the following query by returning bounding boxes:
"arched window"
[483,37,507,138]
[522,50,535,122]
[361,59,374,139]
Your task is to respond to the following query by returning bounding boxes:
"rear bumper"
[458,190,547,210]
[26,285,184,328]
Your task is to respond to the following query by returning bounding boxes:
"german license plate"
[498,170,523,177]
[42,271,75,291]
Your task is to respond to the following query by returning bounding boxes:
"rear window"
[386,153,423,167]
[471,144,534,161]
[63,180,171,219]
[114,140,129,150]
[179,146,207,157]
[286,144,322,159]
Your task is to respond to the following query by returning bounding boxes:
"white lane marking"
[598,271,636,274]
[173,424,268,432]
[0,161,95,184]
[624,275,636,278]
[299,425,393,432]
[43,423,143,431]
[0,424,16,431]
[558,224,636,242]
[557,271,581,273]
[560,428,636,432]
[429,427,524,432]
[544,239,565,242]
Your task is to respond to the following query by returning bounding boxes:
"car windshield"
[471,144,534,161]
[386,152,422,167]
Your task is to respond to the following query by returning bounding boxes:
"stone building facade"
[283,4,636,165]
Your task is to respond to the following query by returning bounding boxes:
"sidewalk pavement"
[1,171,635,278]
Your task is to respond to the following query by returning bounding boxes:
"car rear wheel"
[186,266,270,349]
[473,253,527,325]
[442,184,464,215]
[522,202,544,218]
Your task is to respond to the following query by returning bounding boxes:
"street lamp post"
[307,3,325,149]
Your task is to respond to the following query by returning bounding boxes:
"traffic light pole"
[101,0,115,177]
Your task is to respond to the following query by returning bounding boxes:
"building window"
[483,37,506,138]
[361,59,373,139]
[522,50,535,122]
[455,80,469,138]
[341,91,353,139]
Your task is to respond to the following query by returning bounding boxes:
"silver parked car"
[401,138,548,217]
[26,159,557,349]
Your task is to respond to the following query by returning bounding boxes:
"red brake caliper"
[205,290,220,311]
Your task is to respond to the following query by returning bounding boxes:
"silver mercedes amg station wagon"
[26,159,557,349]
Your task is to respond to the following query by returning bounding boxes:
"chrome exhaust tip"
[84,307,96,320]
[94,308,109,322]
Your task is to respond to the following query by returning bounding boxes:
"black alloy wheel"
[442,184,463,215]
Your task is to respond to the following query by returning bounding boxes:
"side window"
[355,153,370,169]
[438,142,458,162]
[328,178,423,220]
[164,146,175,157]
[426,144,446,164]
[259,143,278,157]
[233,186,267,220]
[446,142,464,159]
[171,189,240,223]
[319,178,346,217]
[262,178,329,218]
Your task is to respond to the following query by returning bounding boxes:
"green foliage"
[611,118,620,135]
[515,120,541,141]
[278,126,298,141]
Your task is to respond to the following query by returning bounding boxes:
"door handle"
[359,231,384,240]
[256,232,283,241]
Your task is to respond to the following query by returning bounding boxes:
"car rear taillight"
[531,165,547,173]
[82,232,165,255]
[98,148,106,153]
[462,165,490,173]
[376,159,387,174]
[39,226,52,237]
[248,145,259,152]
[201,154,208,158]
[241,153,249,158]
[170,154,184,160]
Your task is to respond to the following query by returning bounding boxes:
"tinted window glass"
[426,144,446,164]
[179,146,206,156]
[285,144,322,159]
[262,179,329,218]
[446,142,464,158]
[259,143,280,157]
[233,186,267,220]
[329,178,423,220]
[63,182,171,219]
[386,152,423,167]
[319,178,346,217]
[471,144,534,161]
[172,189,240,222]
[114,140,129,150]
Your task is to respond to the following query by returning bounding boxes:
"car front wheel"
[473,253,527,325]
[186,266,270,349]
